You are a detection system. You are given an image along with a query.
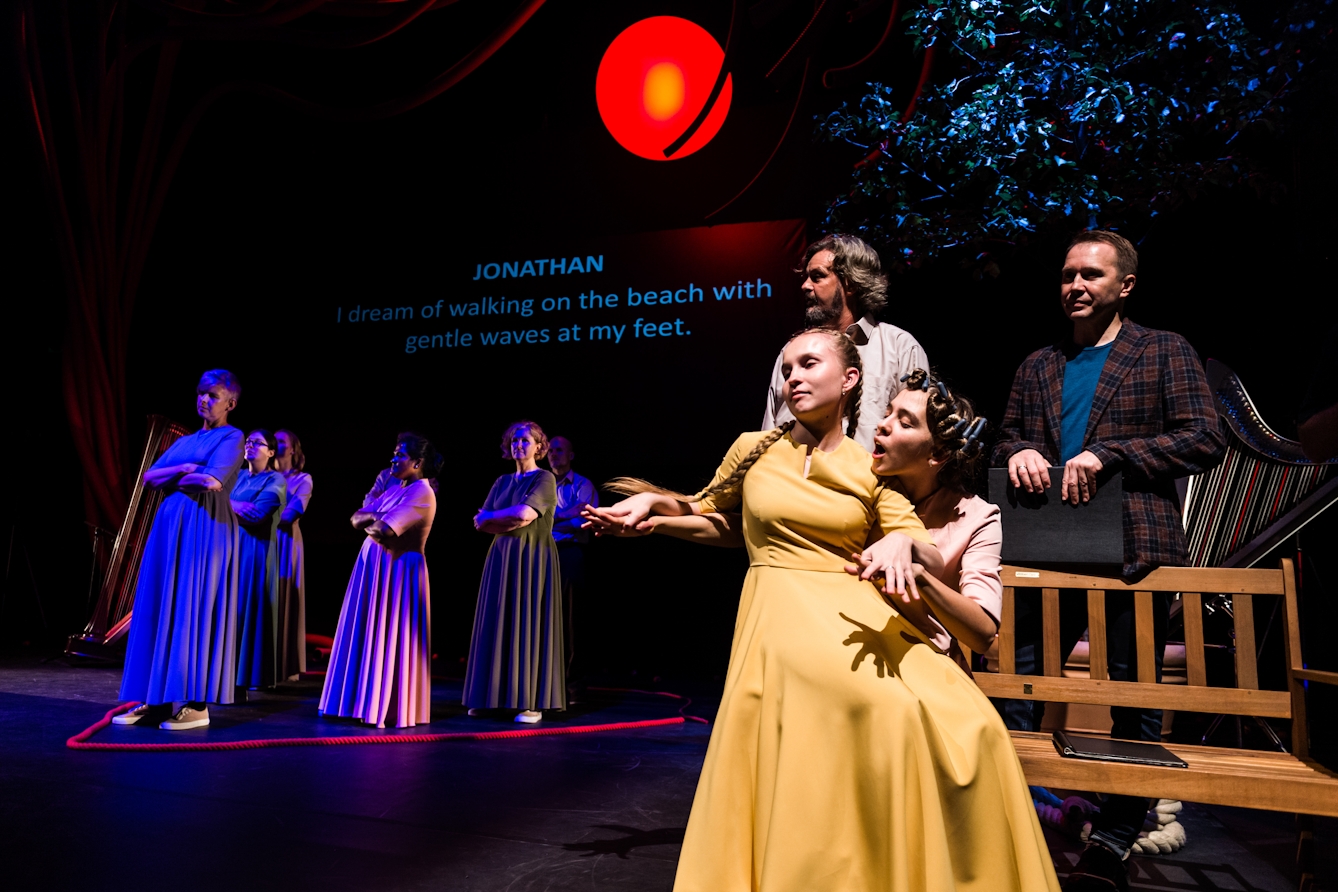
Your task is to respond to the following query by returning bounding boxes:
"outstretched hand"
[581,503,654,537]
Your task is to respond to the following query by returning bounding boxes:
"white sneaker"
[111,704,169,726]
[160,706,210,730]
[467,708,482,717]
[515,710,542,724]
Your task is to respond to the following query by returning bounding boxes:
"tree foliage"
[818,0,1336,270]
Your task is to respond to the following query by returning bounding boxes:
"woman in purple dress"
[233,429,287,691]
[319,433,439,729]
[274,429,312,681]
[463,420,564,724]
[114,370,245,731]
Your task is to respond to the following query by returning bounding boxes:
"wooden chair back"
[970,560,1312,757]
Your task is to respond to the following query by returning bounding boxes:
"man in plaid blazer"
[991,230,1225,891]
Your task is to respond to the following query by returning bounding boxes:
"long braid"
[833,333,863,438]
[694,420,796,502]
[899,368,989,491]
[606,329,861,503]
[605,420,796,503]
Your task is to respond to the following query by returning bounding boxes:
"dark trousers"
[996,588,1170,853]
[556,543,585,678]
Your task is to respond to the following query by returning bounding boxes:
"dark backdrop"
[5,1,1336,696]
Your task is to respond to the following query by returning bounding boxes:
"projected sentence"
[335,279,775,353]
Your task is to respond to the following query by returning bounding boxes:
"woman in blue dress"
[233,429,288,691]
[274,429,313,681]
[115,370,246,731]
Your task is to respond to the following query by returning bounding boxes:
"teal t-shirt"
[1060,342,1114,463]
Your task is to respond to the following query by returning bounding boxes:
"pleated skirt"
[235,530,277,688]
[319,540,431,728]
[275,523,307,680]
[119,493,239,706]
[462,535,565,711]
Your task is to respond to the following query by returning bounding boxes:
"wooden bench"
[971,560,1338,887]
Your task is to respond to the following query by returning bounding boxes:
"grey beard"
[804,296,845,328]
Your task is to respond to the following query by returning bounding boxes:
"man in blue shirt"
[549,436,597,695]
[993,231,1224,892]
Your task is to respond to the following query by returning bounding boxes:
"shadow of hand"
[840,612,918,678]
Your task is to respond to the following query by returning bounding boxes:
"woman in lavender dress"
[114,370,245,731]
[319,433,439,729]
[274,429,313,681]
[233,429,287,691]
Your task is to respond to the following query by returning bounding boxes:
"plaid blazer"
[991,320,1226,577]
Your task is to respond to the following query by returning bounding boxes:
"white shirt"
[762,316,929,451]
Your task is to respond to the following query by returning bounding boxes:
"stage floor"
[0,655,1331,891]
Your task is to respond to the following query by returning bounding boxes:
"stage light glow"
[643,62,686,121]
[596,16,732,161]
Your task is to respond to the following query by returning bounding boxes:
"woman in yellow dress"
[585,329,1058,892]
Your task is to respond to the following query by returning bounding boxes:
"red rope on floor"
[68,702,690,753]
[295,676,707,722]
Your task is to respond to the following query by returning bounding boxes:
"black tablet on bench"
[1053,731,1188,769]
[988,467,1124,570]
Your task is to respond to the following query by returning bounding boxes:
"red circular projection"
[596,17,733,161]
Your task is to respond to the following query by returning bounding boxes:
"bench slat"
[1043,588,1061,677]
[1008,732,1338,817]
[1182,593,1207,687]
[1000,586,1015,675]
[1086,590,1108,681]
[1001,565,1285,594]
[1295,668,1338,686]
[973,673,1292,717]
[1135,591,1156,683]
[1282,559,1310,761]
[1235,593,1259,690]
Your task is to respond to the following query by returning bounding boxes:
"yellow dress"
[675,432,1059,892]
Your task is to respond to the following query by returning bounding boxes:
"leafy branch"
[817,0,1336,270]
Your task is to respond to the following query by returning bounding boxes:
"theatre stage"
[0,655,1329,891]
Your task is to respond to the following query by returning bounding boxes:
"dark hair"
[607,329,862,505]
[896,369,988,492]
[245,429,278,471]
[396,431,443,480]
[276,429,306,473]
[1067,230,1139,278]
[500,420,550,461]
[800,234,889,318]
[198,369,241,399]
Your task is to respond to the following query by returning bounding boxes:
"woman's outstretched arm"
[587,510,744,547]
[580,490,699,536]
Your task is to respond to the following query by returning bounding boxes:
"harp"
[65,415,190,660]
[1183,360,1338,569]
